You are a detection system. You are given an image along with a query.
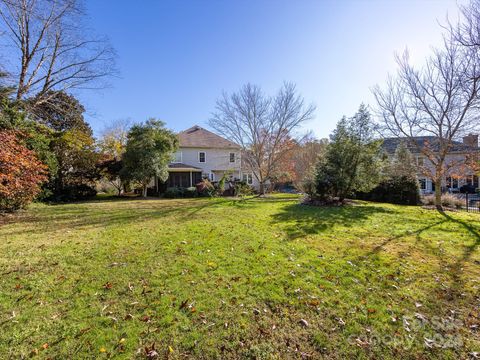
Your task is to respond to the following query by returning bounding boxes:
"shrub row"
[421,193,464,209]
[355,175,420,205]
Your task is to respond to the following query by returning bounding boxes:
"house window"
[467,176,473,186]
[446,176,459,189]
[417,156,424,166]
[466,175,479,187]
[419,178,427,190]
[242,173,253,185]
[199,152,206,163]
[172,151,182,163]
[229,152,235,163]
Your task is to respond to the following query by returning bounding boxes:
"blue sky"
[82,0,463,139]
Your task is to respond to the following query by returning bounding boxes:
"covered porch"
[167,163,203,188]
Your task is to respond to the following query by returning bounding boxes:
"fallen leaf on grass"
[299,319,309,327]
[179,299,189,310]
[144,343,158,359]
[103,282,113,290]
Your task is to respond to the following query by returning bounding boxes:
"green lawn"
[1,195,480,359]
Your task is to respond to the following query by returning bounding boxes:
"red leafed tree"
[0,131,48,212]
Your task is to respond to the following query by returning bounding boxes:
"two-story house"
[382,134,480,194]
[152,125,258,191]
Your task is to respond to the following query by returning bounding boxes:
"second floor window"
[199,152,206,163]
[416,156,424,166]
[173,151,182,163]
[229,153,235,163]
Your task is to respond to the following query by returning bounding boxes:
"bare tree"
[291,133,328,191]
[448,0,480,50]
[98,118,131,159]
[0,0,115,109]
[209,83,315,194]
[373,33,480,209]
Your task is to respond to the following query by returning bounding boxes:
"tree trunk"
[435,176,443,210]
[142,185,147,198]
[259,182,265,196]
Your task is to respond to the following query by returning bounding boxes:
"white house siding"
[414,152,479,194]
[174,147,242,181]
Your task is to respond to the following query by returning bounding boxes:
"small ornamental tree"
[0,131,48,212]
[121,119,178,197]
[97,155,123,196]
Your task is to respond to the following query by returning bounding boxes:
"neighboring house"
[151,125,259,191]
[382,134,480,194]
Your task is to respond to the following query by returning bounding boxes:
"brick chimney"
[463,133,479,148]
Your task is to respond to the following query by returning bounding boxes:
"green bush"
[164,187,183,198]
[356,175,420,205]
[164,186,197,198]
[49,184,97,202]
[185,187,197,197]
[234,181,254,197]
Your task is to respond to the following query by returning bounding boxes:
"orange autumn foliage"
[0,130,48,212]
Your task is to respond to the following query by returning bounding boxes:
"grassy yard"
[1,195,480,359]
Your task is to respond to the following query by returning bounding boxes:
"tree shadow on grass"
[270,203,395,240]
[357,207,480,303]
[434,210,480,301]
[362,219,448,258]
[0,198,223,238]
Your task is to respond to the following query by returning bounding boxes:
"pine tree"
[314,104,384,201]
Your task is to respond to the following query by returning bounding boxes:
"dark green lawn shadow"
[433,210,480,301]
[0,198,222,237]
[271,203,395,240]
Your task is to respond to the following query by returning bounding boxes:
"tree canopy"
[121,119,178,197]
[314,105,384,202]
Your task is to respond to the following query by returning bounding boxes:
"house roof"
[178,125,240,149]
[382,136,479,154]
[168,163,202,170]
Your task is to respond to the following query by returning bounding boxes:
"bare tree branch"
[0,0,116,108]
[209,83,315,194]
[373,22,480,208]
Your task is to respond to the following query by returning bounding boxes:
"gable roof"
[382,136,479,154]
[178,125,240,149]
